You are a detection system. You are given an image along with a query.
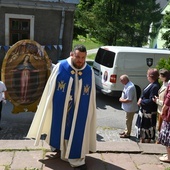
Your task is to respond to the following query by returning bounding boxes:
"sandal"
[159,155,170,163]
[120,134,130,138]
[162,154,168,158]
[119,131,125,135]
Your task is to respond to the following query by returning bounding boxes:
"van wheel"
[135,85,141,101]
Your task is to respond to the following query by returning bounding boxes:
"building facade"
[0,0,79,65]
[149,0,170,49]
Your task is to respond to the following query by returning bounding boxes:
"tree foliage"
[73,0,95,39]
[74,0,162,47]
[161,11,170,49]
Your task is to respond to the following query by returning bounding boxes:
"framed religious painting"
[1,39,51,113]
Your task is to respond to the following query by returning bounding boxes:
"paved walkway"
[0,136,169,170]
[0,102,169,170]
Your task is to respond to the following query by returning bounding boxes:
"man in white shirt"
[0,81,7,130]
[119,74,138,138]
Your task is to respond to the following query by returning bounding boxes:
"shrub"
[156,57,170,70]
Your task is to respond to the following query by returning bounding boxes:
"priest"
[27,44,96,170]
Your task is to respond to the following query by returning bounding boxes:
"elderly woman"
[135,68,160,143]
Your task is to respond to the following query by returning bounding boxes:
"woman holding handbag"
[135,68,160,143]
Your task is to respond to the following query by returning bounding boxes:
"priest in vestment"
[27,45,96,170]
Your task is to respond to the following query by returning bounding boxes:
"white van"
[93,46,170,98]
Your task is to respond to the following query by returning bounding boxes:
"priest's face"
[71,50,87,69]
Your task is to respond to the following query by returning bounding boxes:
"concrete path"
[0,140,169,170]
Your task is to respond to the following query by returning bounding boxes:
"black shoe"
[74,164,87,170]
[50,146,60,152]
[0,127,2,130]
[52,148,60,153]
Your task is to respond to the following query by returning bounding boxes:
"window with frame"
[10,18,30,45]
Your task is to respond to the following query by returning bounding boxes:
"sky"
[156,0,169,9]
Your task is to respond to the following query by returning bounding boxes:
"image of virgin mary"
[11,55,39,104]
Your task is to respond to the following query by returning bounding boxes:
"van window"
[95,48,115,68]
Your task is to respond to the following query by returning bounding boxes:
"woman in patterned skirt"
[159,83,170,163]
[135,68,160,143]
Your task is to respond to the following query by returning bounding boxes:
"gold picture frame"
[1,39,51,113]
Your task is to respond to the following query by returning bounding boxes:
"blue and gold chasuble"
[50,60,92,159]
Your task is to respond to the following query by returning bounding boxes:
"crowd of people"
[119,68,170,163]
[27,44,170,167]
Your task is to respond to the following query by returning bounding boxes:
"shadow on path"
[39,152,126,170]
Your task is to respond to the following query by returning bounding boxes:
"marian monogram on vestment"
[83,85,90,95]
[57,81,66,92]
[57,80,90,96]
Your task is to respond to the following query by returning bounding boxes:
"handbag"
[161,108,170,122]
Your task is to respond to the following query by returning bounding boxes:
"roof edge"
[0,0,79,11]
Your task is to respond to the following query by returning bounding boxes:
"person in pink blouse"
[158,83,170,163]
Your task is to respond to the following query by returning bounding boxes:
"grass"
[73,35,102,60]
[73,35,103,50]
[87,53,96,60]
